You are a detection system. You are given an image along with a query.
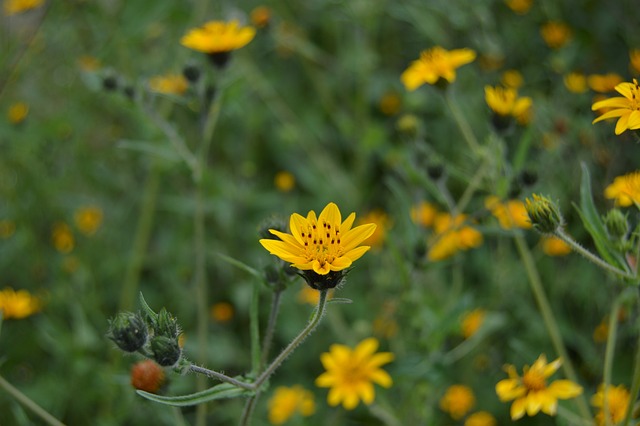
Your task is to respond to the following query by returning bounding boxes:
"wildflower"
[180,20,256,67]
[274,171,295,192]
[496,354,583,420]
[108,312,148,352]
[210,302,234,323]
[564,72,588,93]
[485,196,532,230]
[631,50,640,75]
[461,309,486,339]
[540,21,572,49]
[504,0,533,14]
[268,385,315,425]
[52,222,75,253]
[603,208,629,240]
[524,194,564,233]
[357,209,389,248]
[3,0,43,16]
[592,79,640,135]
[604,171,640,206]
[464,411,497,426]
[440,385,476,420]
[541,235,571,256]
[428,213,483,261]
[411,201,438,228]
[588,73,623,93]
[251,6,271,29]
[131,360,165,394]
[259,202,376,277]
[484,86,533,127]
[74,206,103,236]
[501,69,524,89]
[401,46,476,91]
[149,74,189,95]
[591,384,630,425]
[316,337,393,410]
[379,92,402,116]
[77,56,101,72]
[0,288,41,319]
[8,102,28,125]
[0,220,16,239]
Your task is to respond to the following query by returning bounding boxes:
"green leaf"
[213,252,263,280]
[326,298,353,304]
[136,382,253,406]
[138,292,158,324]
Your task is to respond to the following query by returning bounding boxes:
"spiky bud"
[150,336,182,367]
[524,194,564,233]
[108,312,148,352]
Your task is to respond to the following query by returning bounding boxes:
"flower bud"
[154,308,180,339]
[131,359,166,394]
[150,336,182,367]
[108,312,148,352]
[300,269,346,291]
[524,194,564,233]
[102,75,118,92]
[603,209,629,241]
[427,163,444,180]
[396,114,419,137]
[182,64,201,83]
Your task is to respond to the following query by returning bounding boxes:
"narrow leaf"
[138,292,158,323]
[136,382,253,406]
[326,298,353,304]
[213,252,263,279]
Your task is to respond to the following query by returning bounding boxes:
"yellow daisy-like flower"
[604,171,640,206]
[564,72,588,94]
[315,337,393,410]
[74,206,103,236]
[268,385,315,425]
[274,171,295,192]
[180,20,256,54]
[464,411,497,426]
[631,49,640,75]
[484,86,532,121]
[540,21,572,49]
[591,384,630,426]
[501,69,524,89]
[357,209,390,248]
[52,222,75,253]
[592,79,640,135]
[485,196,532,230]
[495,354,583,420]
[297,287,334,305]
[411,201,438,228]
[440,384,476,420]
[541,235,572,256]
[461,309,486,339]
[250,6,271,29]
[0,288,41,320]
[149,74,189,96]
[504,0,533,14]
[428,213,483,261]
[259,202,376,276]
[401,46,476,91]
[210,302,234,323]
[4,0,43,16]
[588,73,623,93]
[8,102,29,125]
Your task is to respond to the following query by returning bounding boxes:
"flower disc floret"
[592,79,640,135]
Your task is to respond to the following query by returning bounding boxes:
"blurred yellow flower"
[4,0,43,16]
[181,20,256,54]
[504,0,533,14]
[496,354,583,420]
[411,201,437,227]
[631,49,640,74]
[604,171,640,206]
[428,213,483,261]
[274,171,295,192]
[297,287,334,305]
[8,102,29,125]
[379,92,402,116]
[485,196,532,230]
[461,309,486,339]
[592,80,640,135]
[401,46,476,91]
[501,69,524,89]
[588,73,623,93]
[251,6,271,29]
[52,222,75,253]
[0,288,41,320]
[74,206,103,236]
[0,220,16,239]
[440,385,476,420]
[540,21,572,49]
[77,56,101,72]
[541,235,571,256]
[260,202,376,275]
[268,385,315,425]
[484,86,532,119]
[358,209,389,248]
[210,302,234,323]
[564,72,588,93]
[591,384,630,426]
[149,74,189,95]
[464,411,497,426]
[315,337,393,410]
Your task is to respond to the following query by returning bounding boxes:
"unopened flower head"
[440,384,476,419]
[525,194,564,233]
[604,171,640,207]
[315,337,393,410]
[268,385,315,425]
[401,46,476,91]
[591,384,630,426]
[603,208,629,240]
[495,354,583,420]
[592,79,640,135]
[108,312,148,352]
[131,360,165,394]
[74,206,103,236]
[0,287,41,320]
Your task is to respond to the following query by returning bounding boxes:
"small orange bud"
[131,360,165,394]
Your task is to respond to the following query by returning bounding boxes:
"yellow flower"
[541,235,571,256]
[461,309,486,339]
[411,201,437,227]
[297,287,334,305]
[401,46,476,91]
[428,213,483,261]
[379,92,402,116]
[357,209,389,248]
[501,69,524,89]
[631,50,640,75]
[74,206,103,236]
[251,6,271,29]
[268,385,315,425]
[440,385,476,420]
[604,171,640,206]
[592,80,640,135]
[210,302,234,323]
[315,337,393,410]
[0,220,16,239]
[504,0,533,14]
[591,384,630,425]
[149,74,189,95]
[564,72,588,93]
[4,0,43,16]
[52,222,75,253]
[274,171,295,192]
[8,102,29,125]
[485,196,532,230]
[0,288,41,319]
[259,202,376,275]
[588,73,623,93]
[464,411,497,426]
[540,21,572,49]
[180,20,256,54]
[484,86,532,123]
[495,354,583,420]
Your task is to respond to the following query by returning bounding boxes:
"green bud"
[108,312,148,352]
[154,308,180,339]
[396,114,419,137]
[300,269,347,291]
[150,336,182,367]
[525,194,564,233]
[603,209,629,241]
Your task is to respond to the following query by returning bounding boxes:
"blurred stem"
[455,158,490,214]
[368,403,402,426]
[624,313,640,426]
[119,160,161,310]
[554,229,635,280]
[603,294,622,426]
[260,289,283,371]
[445,89,480,153]
[188,365,254,391]
[513,234,592,420]
[250,282,261,376]
[193,176,208,426]
[0,375,65,426]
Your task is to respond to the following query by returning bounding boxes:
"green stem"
[250,282,261,376]
[623,323,640,426]
[260,290,283,371]
[188,365,254,391]
[513,234,591,420]
[445,89,481,153]
[0,375,65,426]
[603,295,622,426]
[455,159,490,215]
[555,229,636,280]
[193,176,208,426]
